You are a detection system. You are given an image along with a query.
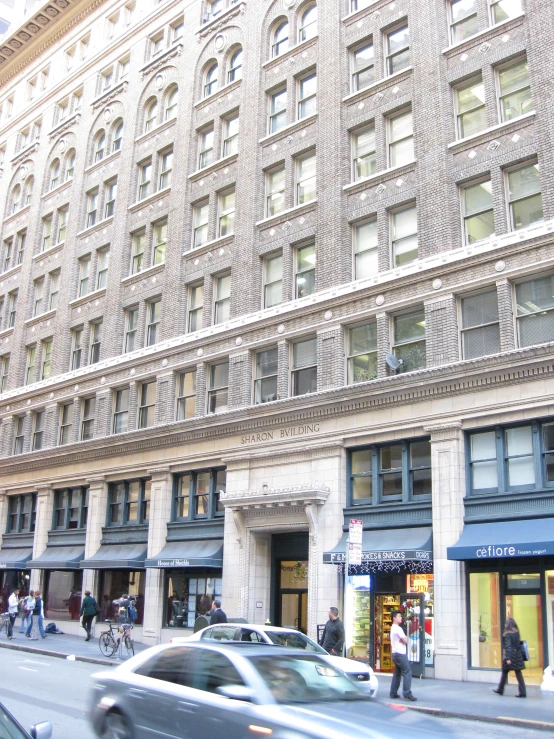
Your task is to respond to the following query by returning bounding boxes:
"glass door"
[401,592,425,678]
[279,590,308,633]
[505,574,543,684]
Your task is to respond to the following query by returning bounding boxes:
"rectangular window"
[13,416,25,455]
[159,150,173,189]
[102,67,114,91]
[450,0,478,44]
[90,320,102,364]
[353,125,376,180]
[33,278,44,317]
[151,32,165,58]
[498,58,532,122]
[187,283,204,332]
[391,204,418,266]
[491,0,522,23]
[97,248,110,289]
[194,471,210,518]
[131,232,145,274]
[386,24,410,75]
[104,181,117,218]
[218,187,235,237]
[461,290,501,359]
[193,200,209,247]
[153,221,167,265]
[348,321,377,383]
[505,425,535,488]
[393,308,426,372]
[388,109,414,167]
[81,397,96,440]
[3,238,12,272]
[263,254,283,308]
[8,291,17,328]
[455,75,486,139]
[16,231,26,265]
[266,166,286,216]
[172,18,184,42]
[177,370,196,420]
[296,152,316,204]
[175,473,191,519]
[462,179,494,243]
[295,243,316,298]
[146,300,161,346]
[298,74,316,119]
[138,162,152,200]
[469,430,498,491]
[124,307,138,352]
[87,191,98,227]
[351,42,374,92]
[57,208,68,244]
[78,256,90,297]
[0,355,9,393]
[70,328,83,370]
[469,572,501,668]
[254,347,278,404]
[354,219,378,280]
[32,410,44,450]
[516,275,554,348]
[291,337,317,396]
[42,216,52,252]
[59,403,74,445]
[7,494,36,532]
[25,345,36,385]
[138,381,156,428]
[174,469,226,521]
[214,273,231,324]
[41,339,52,379]
[223,114,239,156]
[208,361,229,413]
[118,56,130,82]
[199,127,215,169]
[269,88,287,134]
[54,487,88,530]
[108,480,150,525]
[113,388,130,434]
[507,161,543,231]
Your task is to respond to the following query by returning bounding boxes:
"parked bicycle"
[98,619,134,659]
[0,612,10,637]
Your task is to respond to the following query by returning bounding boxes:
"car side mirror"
[216,685,254,702]
[30,723,52,739]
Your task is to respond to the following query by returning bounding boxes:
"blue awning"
[28,546,84,570]
[447,518,554,560]
[323,527,433,564]
[145,539,223,569]
[0,548,33,569]
[80,544,147,569]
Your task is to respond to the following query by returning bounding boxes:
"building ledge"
[77,216,114,240]
[342,67,413,105]
[221,482,330,510]
[183,233,234,259]
[48,113,81,142]
[196,2,246,38]
[24,308,56,329]
[128,187,171,213]
[256,199,317,228]
[3,204,30,227]
[134,116,176,146]
[447,111,536,152]
[187,153,238,182]
[69,287,106,310]
[41,179,73,202]
[121,262,166,287]
[343,160,416,193]
[262,36,318,71]
[0,326,14,342]
[91,80,128,112]
[0,264,21,280]
[194,79,242,111]
[259,114,318,146]
[140,42,183,79]
[33,241,65,263]
[85,149,121,176]
[442,13,525,55]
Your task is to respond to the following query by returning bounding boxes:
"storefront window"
[547,571,554,669]
[469,572,501,668]
[344,574,371,664]
[0,570,29,610]
[98,570,145,625]
[164,570,222,628]
[44,570,83,621]
[406,573,434,666]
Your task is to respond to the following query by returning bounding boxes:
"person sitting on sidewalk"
[389,610,417,702]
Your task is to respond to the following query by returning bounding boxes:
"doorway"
[272,533,309,633]
[280,589,308,632]
[505,575,544,683]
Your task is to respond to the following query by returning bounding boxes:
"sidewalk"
[0,629,148,667]
[378,673,554,731]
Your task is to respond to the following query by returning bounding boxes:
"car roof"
[207,623,305,634]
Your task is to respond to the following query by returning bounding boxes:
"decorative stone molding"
[11,142,39,168]
[221,481,330,508]
[48,112,80,142]
[140,43,183,79]
[91,81,128,112]
[423,421,463,441]
[196,3,246,40]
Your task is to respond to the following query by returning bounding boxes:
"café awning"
[0,548,33,569]
[447,518,554,560]
[145,539,223,569]
[27,546,84,570]
[80,544,147,569]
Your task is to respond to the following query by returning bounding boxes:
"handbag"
[520,640,530,661]
[94,602,101,616]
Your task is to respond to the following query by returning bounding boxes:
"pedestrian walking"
[26,589,46,640]
[209,600,228,625]
[493,617,527,698]
[389,610,417,701]
[80,589,100,641]
[7,588,19,639]
[19,591,34,634]
[112,594,131,623]
[319,607,345,656]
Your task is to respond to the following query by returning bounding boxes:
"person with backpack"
[26,589,45,640]
[80,589,100,641]
[19,591,34,634]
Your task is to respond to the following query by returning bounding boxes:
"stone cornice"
[221,482,330,510]
[48,112,81,142]
[91,80,128,111]
[196,3,246,40]
[11,141,39,168]
[140,42,183,79]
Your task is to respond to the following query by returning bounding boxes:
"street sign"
[349,519,363,566]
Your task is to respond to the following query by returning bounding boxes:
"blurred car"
[0,701,52,739]
[170,623,379,697]
[90,642,455,739]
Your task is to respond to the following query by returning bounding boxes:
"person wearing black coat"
[493,617,526,697]
[209,600,228,625]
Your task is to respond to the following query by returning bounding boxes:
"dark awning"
[145,539,223,569]
[27,546,84,570]
[0,548,33,569]
[447,518,554,560]
[323,527,433,564]
[80,544,147,569]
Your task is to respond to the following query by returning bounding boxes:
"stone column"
[228,351,251,408]
[22,411,32,454]
[276,340,289,399]
[195,362,207,417]
[424,421,467,681]
[127,380,138,432]
[155,373,175,425]
[424,294,459,367]
[30,484,53,592]
[143,467,172,646]
[317,325,344,391]
[496,278,516,353]
[0,489,8,542]
[71,396,82,444]
[82,476,107,597]
[376,312,390,379]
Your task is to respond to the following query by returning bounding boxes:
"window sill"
[85,148,121,176]
[342,67,413,105]
[134,116,176,145]
[343,159,416,193]
[262,35,318,70]
[121,262,166,287]
[196,2,246,37]
[441,13,525,55]
[0,263,22,279]
[33,240,65,262]
[0,326,14,341]
[3,204,30,226]
[91,80,128,111]
[77,216,114,239]
[447,111,536,151]
[259,113,318,145]
[140,42,183,78]
[341,0,382,24]
[42,178,73,201]
[24,308,56,328]
[69,286,106,309]
[128,186,172,213]
[255,198,317,228]
[48,112,81,141]
[183,233,234,259]
[194,78,242,110]
[187,152,238,182]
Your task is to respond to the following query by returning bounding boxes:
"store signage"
[157,559,190,567]
[240,423,321,445]
[325,549,431,564]
[349,519,363,566]
[475,545,548,558]
[0,563,6,568]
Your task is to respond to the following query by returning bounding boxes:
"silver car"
[89,642,454,739]
[170,622,379,697]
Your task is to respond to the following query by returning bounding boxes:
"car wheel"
[101,711,133,739]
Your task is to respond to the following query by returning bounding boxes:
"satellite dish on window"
[386,353,403,371]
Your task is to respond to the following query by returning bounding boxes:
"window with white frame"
[102,67,114,92]
[507,161,543,231]
[208,361,229,414]
[146,300,161,346]
[71,328,83,370]
[41,339,52,380]
[348,321,378,384]
[392,308,426,372]
[8,291,17,328]
[90,320,102,364]
[49,271,60,310]
[455,75,486,139]
[0,299,3,331]
[218,187,235,236]
[223,113,239,156]
[177,370,196,420]
[16,231,26,265]
[291,337,317,396]
[198,127,214,169]
[65,149,76,180]
[138,381,156,428]
[2,238,12,273]
[193,200,209,247]
[272,21,289,58]
[72,89,83,113]
[165,87,178,120]
[87,190,98,227]
[460,290,500,359]
[188,283,204,332]
[351,41,374,92]
[131,232,145,274]
[57,207,68,244]
[25,345,36,385]
[113,388,130,434]
[33,278,44,317]
[78,256,90,297]
[153,221,167,265]
[254,348,278,404]
[112,120,124,152]
[391,204,418,266]
[107,11,119,39]
[171,18,184,42]
[0,355,9,393]
[42,215,52,252]
[138,161,152,201]
[145,100,158,132]
[386,24,410,75]
[296,151,316,204]
[388,108,414,167]
[263,254,283,308]
[449,0,478,44]
[32,410,45,450]
[66,46,75,71]
[59,403,74,445]
[159,150,173,189]
[118,56,130,82]
[299,5,317,42]
[354,219,378,280]
[11,184,21,214]
[214,273,231,324]
[490,0,522,24]
[352,125,376,180]
[515,275,554,348]
[104,180,117,218]
[204,63,218,97]
[81,397,96,440]
[27,77,37,101]
[50,159,60,190]
[462,179,494,244]
[295,243,316,298]
[269,88,287,134]
[13,416,25,455]
[24,176,34,206]
[298,73,316,119]
[151,31,164,58]
[228,48,243,83]
[497,57,531,122]
[97,248,110,289]
[124,307,138,352]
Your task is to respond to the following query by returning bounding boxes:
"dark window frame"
[107,478,151,526]
[7,493,37,533]
[172,468,226,522]
[52,486,89,530]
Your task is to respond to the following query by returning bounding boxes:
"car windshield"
[250,654,368,705]
[0,706,28,739]
[265,630,327,654]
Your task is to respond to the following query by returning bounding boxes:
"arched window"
[24,176,34,206]
[204,63,218,98]
[112,120,124,152]
[50,160,60,190]
[228,48,243,83]
[94,131,105,163]
[272,21,289,58]
[65,149,76,181]
[165,87,178,120]
[11,184,21,214]
[144,100,158,132]
[299,5,317,42]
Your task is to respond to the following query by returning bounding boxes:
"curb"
[392,703,554,733]
[0,639,117,667]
